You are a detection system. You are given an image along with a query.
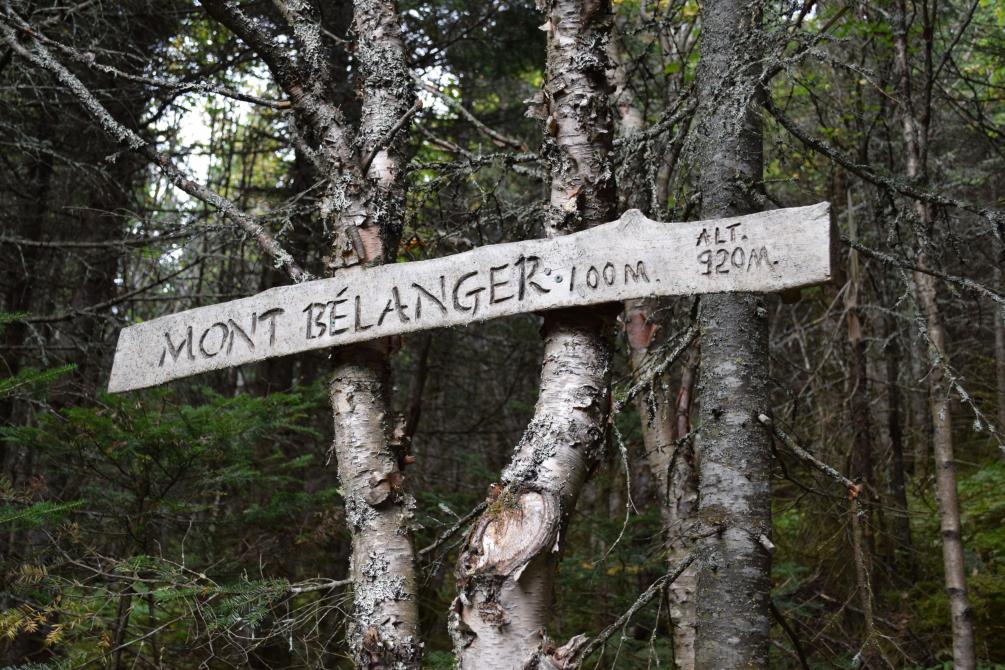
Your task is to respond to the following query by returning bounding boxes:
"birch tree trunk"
[691,0,773,666]
[450,1,617,667]
[328,1,422,667]
[891,1,975,666]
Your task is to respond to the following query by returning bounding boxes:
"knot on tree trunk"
[457,489,561,584]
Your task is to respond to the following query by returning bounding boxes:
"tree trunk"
[912,266,975,669]
[331,344,421,669]
[996,264,1005,448]
[450,1,617,667]
[691,0,772,667]
[666,349,699,667]
[892,1,976,666]
[908,301,931,475]
[327,1,421,667]
[884,314,915,580]
[843,187,876,564]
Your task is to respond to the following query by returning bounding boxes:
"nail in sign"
[108,203,833,392]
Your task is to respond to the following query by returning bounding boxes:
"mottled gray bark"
[996,265,1005,446]
[450,0,617,667]
[892,1,975,666]
[691,0,772,667]
[908,302,931,474]
[326,1,421,667]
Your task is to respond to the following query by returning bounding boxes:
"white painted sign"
[108,203,832,392]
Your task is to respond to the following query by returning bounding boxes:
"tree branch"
[0,13,311,283]
[22,252,207,324]
[198,0,303,91]
[757,414,857,492]
[30,28,291,109]
[765,96,1004,233]
[566,549,704,669]
[418,501,488,557]
[360,98,423,176]
[616,322,699,412]
[198,0,355,169]
[417,75,528,151]
[842,236,1005,308]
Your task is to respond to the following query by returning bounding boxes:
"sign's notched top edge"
[107,203,832,393]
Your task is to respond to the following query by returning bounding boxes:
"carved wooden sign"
[108,202,832,392]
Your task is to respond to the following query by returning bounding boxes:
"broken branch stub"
[108,203,832,392]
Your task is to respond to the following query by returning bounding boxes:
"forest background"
[1,0,1004,668]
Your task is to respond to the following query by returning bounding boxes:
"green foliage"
[0,313,76,400]
[908,460,1005,662]
[0,381,348,667]
[0,365,76,400]
[0,499,83,527]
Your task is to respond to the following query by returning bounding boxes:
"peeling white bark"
[332,346,421,669]
[451,0,619,667]
[451,313,613,669]
[327,1,422,668]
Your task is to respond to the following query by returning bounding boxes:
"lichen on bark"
[690,0,773,667]
[325,0,421,668]
[450,1,618,667]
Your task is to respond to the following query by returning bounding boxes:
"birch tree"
[199,1,425,665]
[449,0,618,666]
[0,1,423,667]
[5,0,1005,667]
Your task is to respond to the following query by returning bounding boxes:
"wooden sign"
[108,203,832,392]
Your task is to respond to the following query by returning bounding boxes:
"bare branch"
[765,96,1005,232]
[22,252,206,324]
[565,549,704,669]
[198,0,303,91]
[417,75,528,151]
[0,230,202,249]
[616,322,699,412]
[842,236,1005,308]
[418,501,488,557]
[612,94,695,149]
[757,414,857,492]
[30,28,291,109]
[0,13,311,283]
[199,0,355,168]
[360,98,423,176]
